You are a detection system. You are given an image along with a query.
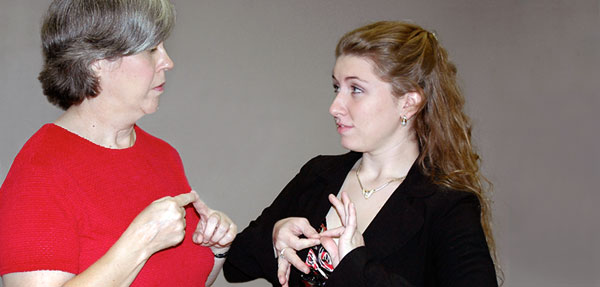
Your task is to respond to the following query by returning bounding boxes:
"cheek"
[374,96,401,120]
[128,72,156,92]
[124,60,156,81]
[367,104,401,133]
[355,100,392,122]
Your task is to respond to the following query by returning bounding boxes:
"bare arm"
[2,191,198,287]
[205,250,228,286]
[3,238,144,287]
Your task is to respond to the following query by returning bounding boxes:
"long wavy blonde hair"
[336,21,502,281]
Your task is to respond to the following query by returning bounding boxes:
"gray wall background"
[1,0,598,286]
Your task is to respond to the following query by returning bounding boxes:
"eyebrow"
[331,75,368,83]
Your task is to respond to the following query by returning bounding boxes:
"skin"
[2,43,237,286]
[273,55,423,286]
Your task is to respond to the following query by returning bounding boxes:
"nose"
[157,43,174,71]
[162,52,174,71]
[329,93,345,117]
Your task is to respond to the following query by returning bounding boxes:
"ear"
[399,91,423,120]
[90,60,103,75]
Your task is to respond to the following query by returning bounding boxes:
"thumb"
[319,226,344,238]
[320,236,340,267]
[300,222,321,239]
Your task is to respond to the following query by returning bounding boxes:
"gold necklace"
[356,162,406,199]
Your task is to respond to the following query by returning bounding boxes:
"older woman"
[224,21,499,286]
[0,0,236,286]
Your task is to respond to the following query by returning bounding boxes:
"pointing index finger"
[173,191,198,207]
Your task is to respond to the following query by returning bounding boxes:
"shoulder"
[405,168,481,214]
[428,189,480,216]
[135,125,174,149]
[299,151,361,175]
[9,124,70,170]
[403,170,482,226]
[133,126,188,176]
[416,185,484,237]
[413,172,481,212]
[1,125,77,196]
[134,125,179,154]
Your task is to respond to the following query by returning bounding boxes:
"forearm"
[223,227,279,284]
[327,247,416,287]
[205,245,231,286]
[3,232,151,287]
[63,231,149,287]
[205,257,226,286]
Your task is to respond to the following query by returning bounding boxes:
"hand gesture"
[125,191,198,258]
[319,192,365,267]
[273,217,321,287]
[190,190,237,255]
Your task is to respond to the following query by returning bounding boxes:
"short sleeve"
[0,158,80,275]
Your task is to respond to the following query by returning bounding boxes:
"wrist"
[102,230,150,276]
[210,246,230,259]
[213,250,228,259]
[122,224,159,262]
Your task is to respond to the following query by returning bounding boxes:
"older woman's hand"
[273,217,321,287]
[190,190,237,254]
[319,192,365,268]
[126,191,198,258]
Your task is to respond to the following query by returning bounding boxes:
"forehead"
[332,55,380,82]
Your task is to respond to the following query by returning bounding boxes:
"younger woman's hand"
[273,217,321,287]
[319,192,365,268]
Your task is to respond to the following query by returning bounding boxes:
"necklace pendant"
[363,189,375,199]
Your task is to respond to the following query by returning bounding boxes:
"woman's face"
[96,42,174,118]
[329,55,406,153]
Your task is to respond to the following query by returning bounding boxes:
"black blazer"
[224,152,498,286]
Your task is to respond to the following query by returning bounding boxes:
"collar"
[313,151,437,199]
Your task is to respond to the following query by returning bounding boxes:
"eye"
[351,85,364,94]
[149,46,159,53]
[332,84,340,93]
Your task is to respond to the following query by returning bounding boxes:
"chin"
[340,138,366,153]
[142,100,160,114]
[142,106,158,115]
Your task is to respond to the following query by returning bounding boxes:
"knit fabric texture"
[0,124,213,286]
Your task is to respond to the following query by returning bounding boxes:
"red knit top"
[0,124,213,286]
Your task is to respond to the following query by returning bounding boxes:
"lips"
[335,119,353,134]
[334,118,350,127]
[153,83,165,92]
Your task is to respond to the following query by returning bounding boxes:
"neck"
[55,101,137,149]
[359,134,420,180]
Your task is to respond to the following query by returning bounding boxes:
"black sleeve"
[223,156,321,285]
[326,247,417,286]
[431,193,498,286]
[327,193,498,287]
